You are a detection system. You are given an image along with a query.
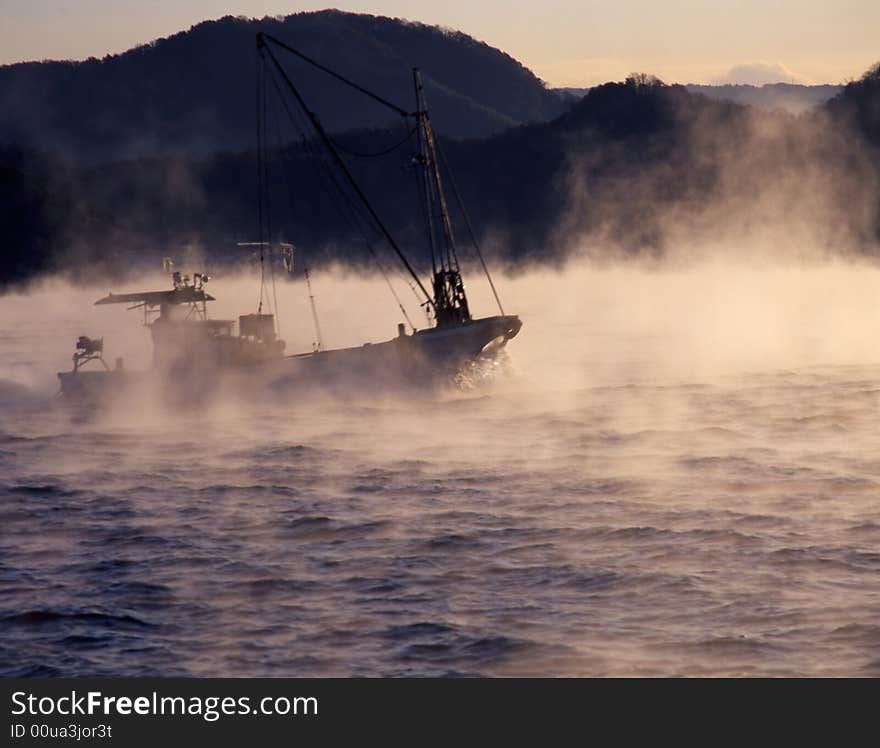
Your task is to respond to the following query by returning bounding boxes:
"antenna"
[303,260,324,352]
[412,68,471,328]
[280,242,295,275]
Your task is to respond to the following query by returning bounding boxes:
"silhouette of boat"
[57,33,522,402]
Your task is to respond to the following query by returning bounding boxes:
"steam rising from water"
[3,258,880,676]
[6,255,880,400]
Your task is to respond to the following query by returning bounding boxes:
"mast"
[303,262,324,351]
[412,69,471,328]
[256,33,501,331]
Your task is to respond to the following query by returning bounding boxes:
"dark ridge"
[826,62,880,147]
[0,10,566,161]
[1,46,879,288]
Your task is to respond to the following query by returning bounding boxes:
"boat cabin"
[93,273,285,371]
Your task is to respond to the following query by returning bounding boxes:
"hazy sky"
[2,1,877,86]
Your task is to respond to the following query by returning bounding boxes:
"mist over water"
[3,258,880,676]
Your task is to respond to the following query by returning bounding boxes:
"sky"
[1,1,877,86]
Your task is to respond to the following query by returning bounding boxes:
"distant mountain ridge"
[685,83,842,114]
[558,83,842,115]
[0,10,566,161]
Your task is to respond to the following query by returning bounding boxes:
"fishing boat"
[57,33,522,402]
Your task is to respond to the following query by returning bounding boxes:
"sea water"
[2,262,880,676]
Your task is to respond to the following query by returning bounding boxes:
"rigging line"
[266,87,281,332]
[266,66,384,272]
[265,65,377,246]
[376,260,417,330]
[259,33,414,119]
[299,136,418,332]
[270,59,427,319]
[399,110,436,321]
[328,125,418,159]
[374,141,433,316]
[399,270,432,326]
[389,125,434,312]
[256,49,266,314]
[265,75,389,348]
[415,129,438,277]
[434,137,506,316]
[265,65,417,332]
[412,73,454,276]
[387,174,433,311]
[420,106,460,274]
[270,247,280,327]
[412,104,438,277]
[258,37,434,310]
[302,262,324,351]
[267,86,324,348]
[267,82,420,336]
[262,57,274,317]
[267,85,333,348]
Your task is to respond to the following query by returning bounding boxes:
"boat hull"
[267,314,521,390]
[57,315,522,404]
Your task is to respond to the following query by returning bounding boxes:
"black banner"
[0,678,868,744]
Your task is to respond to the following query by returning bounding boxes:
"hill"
[0,10,566,161]
[825,63,880,146]
[4,65,880,289]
